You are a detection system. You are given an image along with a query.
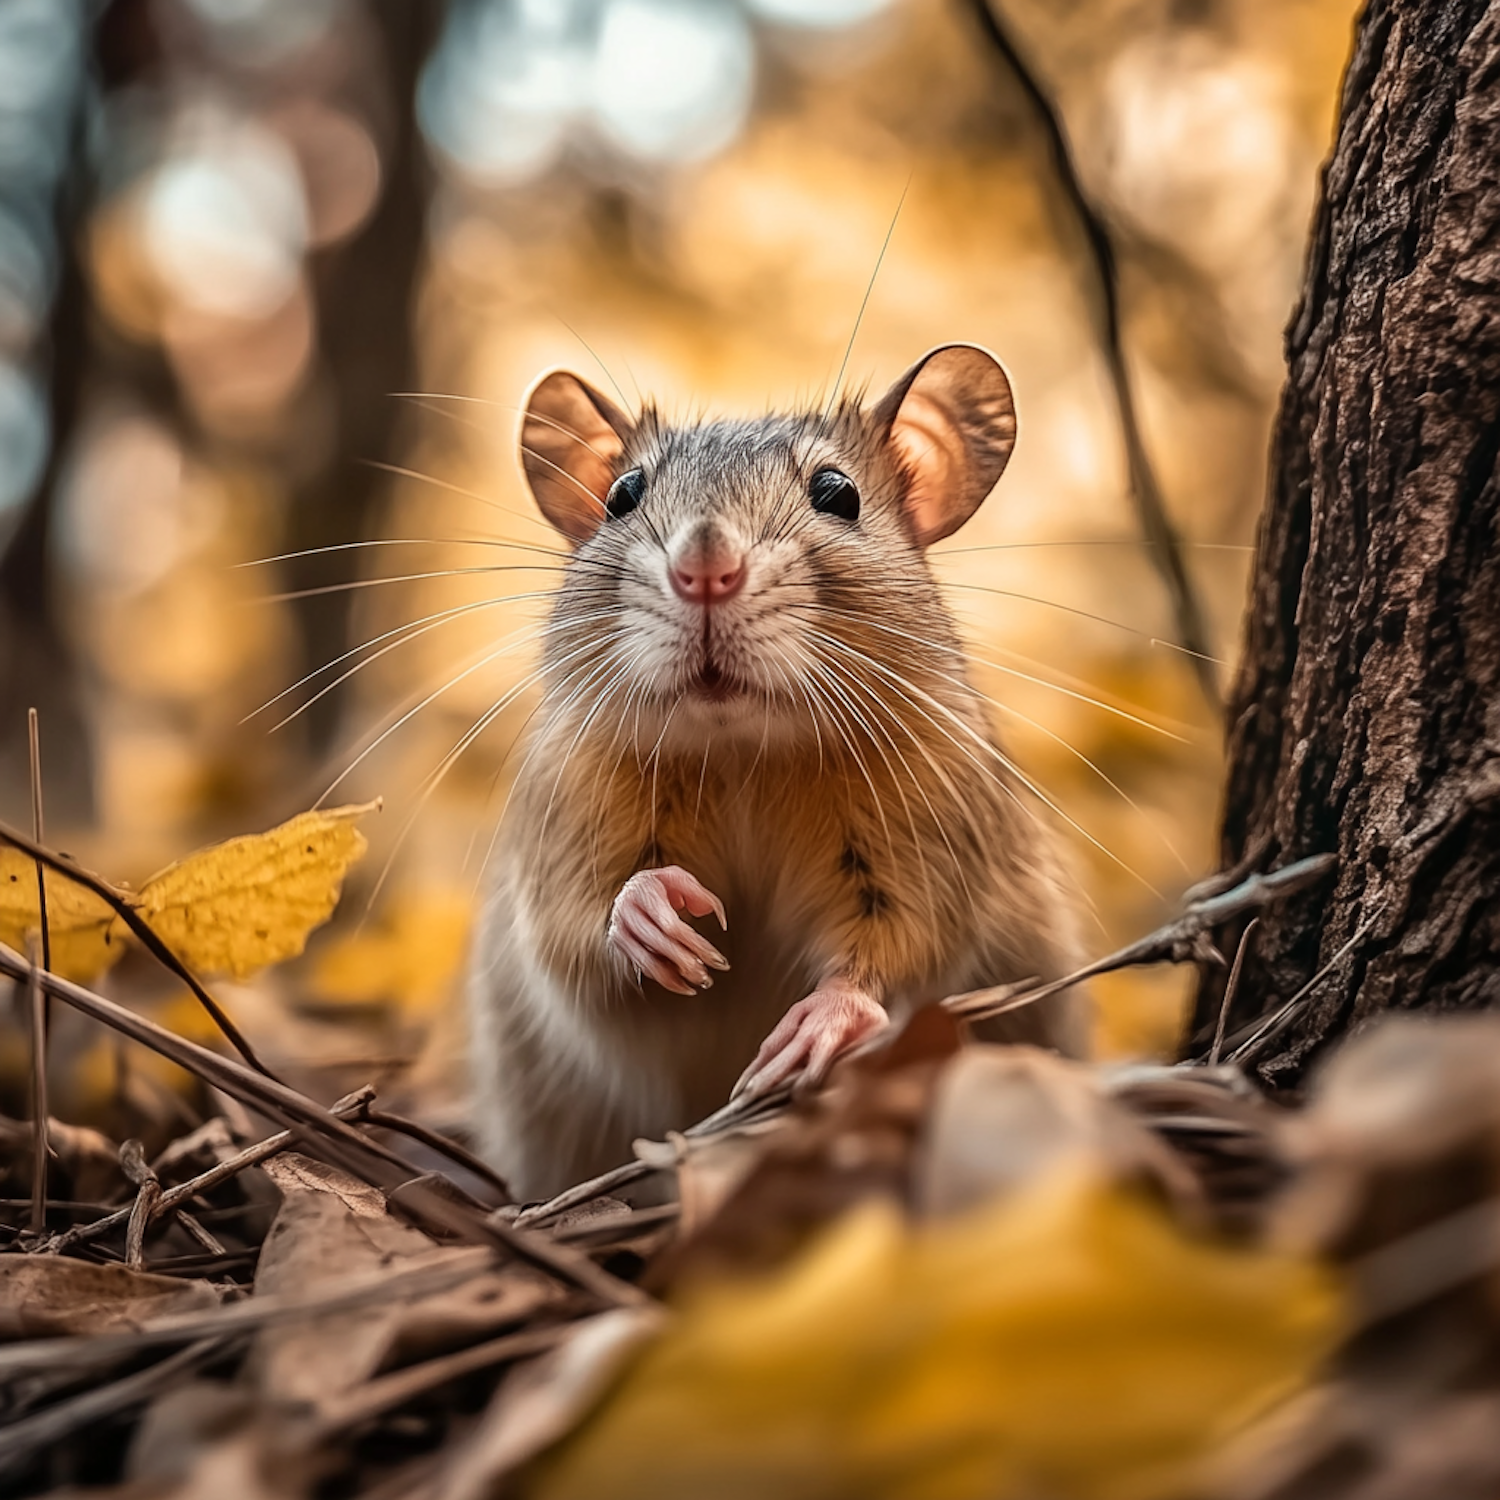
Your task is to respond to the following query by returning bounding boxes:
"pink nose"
[670,552,746,606]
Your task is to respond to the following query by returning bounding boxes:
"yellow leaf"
[531,1173,1342,1500]
[126,803,376,979]
[307,888,472,1017]
[0,851,126,983]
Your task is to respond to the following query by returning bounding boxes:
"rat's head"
[520,343,1016,752]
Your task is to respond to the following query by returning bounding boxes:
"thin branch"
[1208,916,1259,1066]
[26,942,47,1235]
[363,1107,510,1203]
[0,945,647,1309]
[965,0,1219,703]
[947,853,1337,1024]
[38,1088,376,1256]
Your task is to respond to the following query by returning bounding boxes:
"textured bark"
[1190,0,1500,1081]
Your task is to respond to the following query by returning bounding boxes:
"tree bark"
[1190,0,1500,1081]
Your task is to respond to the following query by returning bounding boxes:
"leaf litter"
[0,824,1496,1499]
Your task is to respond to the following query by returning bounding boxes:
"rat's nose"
[669,549,746,607]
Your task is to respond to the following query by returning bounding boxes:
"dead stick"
[0,947,646,1308]
[26,940,47,1235]
[1208,917,1259,1066]
[363,1106,509,1202]
[119,1141,160,1271]
[0,818,275,1078]
[308,1322,578,1439]
[0,1336,233,1477]
[26,710,50,980]
[41,1087,376,1255]
[947,853,1338,1024]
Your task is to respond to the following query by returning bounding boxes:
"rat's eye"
[809,467,859,522]
[605,468,645,519]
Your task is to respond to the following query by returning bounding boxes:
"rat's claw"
[607,866,730,995]
[733,984,887,1098]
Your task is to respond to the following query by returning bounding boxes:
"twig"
[363,1107,510,1203]
[307,1322,578,1439]
[515,1161,656,1228]
[26,709,50,979]
[0,947,647,1308]
[0,1253,495,1382]
[40,1087,376,1256]
[948,853,1337,1024]
[26,940,47,1235]
[965,0,1218,702]
[174,1209,227,1257]
[119,1140,161,1271]
[1227,910,1381,1065]
[1208,917,1259,1066]
[0,1336,235,1478]
[0,817,276,1078]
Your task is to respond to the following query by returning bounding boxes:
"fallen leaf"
[125,803,375,979]
[251,1152,442,1407]
[251,1153,557,1413]
[530,1172,1341,1500]
[0,852,125,983]
[0,1257,220,1342]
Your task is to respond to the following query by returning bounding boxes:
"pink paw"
[607,866,729,996]
[734,983,888,1098]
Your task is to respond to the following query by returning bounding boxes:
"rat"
[467,343,1087,1200]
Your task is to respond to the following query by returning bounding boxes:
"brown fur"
[470,351,1086,1200]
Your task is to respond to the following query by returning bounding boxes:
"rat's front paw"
[733,983,887,1098]
[607,865,729,996]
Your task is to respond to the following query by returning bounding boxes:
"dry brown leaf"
[0,852,125,982]
[0,1257,220,1342]
[251,1153,558,1413]
[125,803,376,979]
[252,1152,442,1407]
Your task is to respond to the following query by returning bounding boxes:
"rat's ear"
[871,343,1017,546]
[520,370,635,543]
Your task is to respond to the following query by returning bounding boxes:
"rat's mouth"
[691,656,741,702]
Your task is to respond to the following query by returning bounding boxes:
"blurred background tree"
[0,0,1362,1110]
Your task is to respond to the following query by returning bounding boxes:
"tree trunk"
[280,0,439,754]
[1190,0,1500,1082]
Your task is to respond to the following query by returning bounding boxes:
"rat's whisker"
[235,537,572,568]
[795,604,1190,742]
[556,317,634,414]
[813,654,965,918]
[822,623,1190,878]
[519,444,612,516]
[368,639,631,908]
[362,459,555,533]
[935,539,1253,556]
[257,564,568,605]
[811,630,1162,898]
[247,593,559,726]
[316,639,558,806]
[942,581,1227,664]
[269,602,630,738]
[821,177,909,426]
